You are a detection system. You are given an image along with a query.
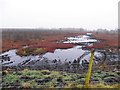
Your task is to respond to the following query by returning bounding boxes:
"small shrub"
[33,48,45,55]
[63,76,72,81]
[17,47,45,56]
[21,69,44,79]
[21,82,32,89]
[40,70,51,75]
[50,71,61,78]
[3,74,19,85]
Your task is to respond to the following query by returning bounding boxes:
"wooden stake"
[85,50,95,88]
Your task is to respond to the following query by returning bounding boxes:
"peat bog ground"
[1,29,119,89]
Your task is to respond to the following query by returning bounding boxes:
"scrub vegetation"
[2,69,120,89]
[16,47,46,56]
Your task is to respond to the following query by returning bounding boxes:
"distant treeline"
[1,29,84,41]
[1,28,118,41]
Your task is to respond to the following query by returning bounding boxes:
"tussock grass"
[2,69,120,88]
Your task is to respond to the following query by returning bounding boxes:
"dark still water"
[0,46,104,66]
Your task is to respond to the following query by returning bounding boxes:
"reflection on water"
[44,46,86,62]
[0,50,40,66]
[0,46,104,66]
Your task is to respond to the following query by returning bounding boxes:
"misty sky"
[0,0,119,30]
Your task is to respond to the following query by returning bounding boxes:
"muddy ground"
[1,30,119,72]
[1,29,119,88]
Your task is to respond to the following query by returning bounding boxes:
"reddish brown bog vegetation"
[2,30,80,53]
[2,29,118,54]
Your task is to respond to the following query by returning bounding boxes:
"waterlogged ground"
[2,69,120,88]
[1,45,119,89]
[1,31,119,88]
[1,46,104,67]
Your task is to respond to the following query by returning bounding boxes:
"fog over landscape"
[0,0,119,30]
[0,0,120,89]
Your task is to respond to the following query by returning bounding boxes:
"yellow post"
[85,50,95,88]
